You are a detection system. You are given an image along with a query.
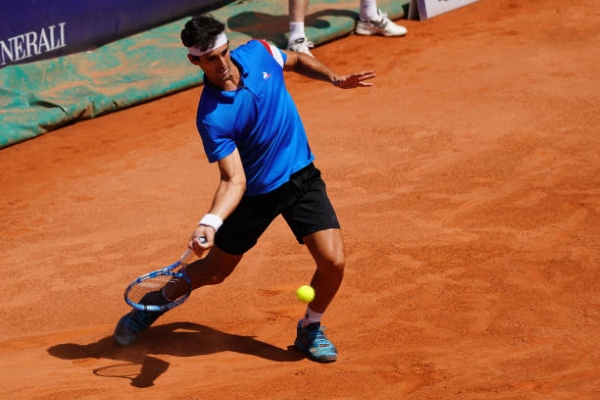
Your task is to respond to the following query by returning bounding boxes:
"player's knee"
[321,254,345,277]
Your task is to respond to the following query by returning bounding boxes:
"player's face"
[195,43,233,88]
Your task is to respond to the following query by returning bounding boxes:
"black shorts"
[215,163,340,255]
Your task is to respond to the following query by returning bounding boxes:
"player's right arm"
[210,148,246,219]
[190,148,246,253]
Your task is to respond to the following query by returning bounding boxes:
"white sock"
[289,22,306,44]
[359,0,379,21]
[300,307,323,328]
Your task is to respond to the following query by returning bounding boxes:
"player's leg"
[288,0,315,57]
[181,247,243,290]
[281,164,344,362]
[302,228,345,314]
[293,228,344,362]
[289,0,309,26]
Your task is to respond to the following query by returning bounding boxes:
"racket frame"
[123,256,192,312]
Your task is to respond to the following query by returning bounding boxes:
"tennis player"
[114,14,376,363]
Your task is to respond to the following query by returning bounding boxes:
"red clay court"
[1,1,599,398]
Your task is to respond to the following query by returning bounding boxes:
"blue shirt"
[196,40,315,196]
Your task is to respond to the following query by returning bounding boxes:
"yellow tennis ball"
[296,285,315,303]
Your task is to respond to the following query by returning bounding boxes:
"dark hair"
[181,14,225,51]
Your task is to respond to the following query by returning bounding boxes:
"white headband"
[187,32,228,57]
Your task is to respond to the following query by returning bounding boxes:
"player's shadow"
[47,321,304,388]
[226,9,359,48]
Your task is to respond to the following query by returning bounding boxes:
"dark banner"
[0,0,229,68]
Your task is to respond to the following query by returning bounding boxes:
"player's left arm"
[281,49,376,89]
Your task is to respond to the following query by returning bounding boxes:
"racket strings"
[127,275,190,308]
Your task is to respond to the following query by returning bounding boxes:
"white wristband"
[198,213,223,232]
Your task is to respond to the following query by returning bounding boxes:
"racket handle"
[180,249,196,266]
[180,236,207,265]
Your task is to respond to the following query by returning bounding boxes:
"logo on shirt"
[262,71,271,80]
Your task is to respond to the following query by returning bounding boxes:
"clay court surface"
[1,1,599,398]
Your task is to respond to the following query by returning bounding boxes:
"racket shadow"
[47,321,304,387]
[92,357,168,388]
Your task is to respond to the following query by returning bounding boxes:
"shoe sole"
[308,352,337,363]
[355,28,407,37]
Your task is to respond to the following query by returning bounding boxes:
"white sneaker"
[355,9,408,37]
[287,37,315,58]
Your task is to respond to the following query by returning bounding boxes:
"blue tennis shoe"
[294,321,338,363]
[113,291,167,346]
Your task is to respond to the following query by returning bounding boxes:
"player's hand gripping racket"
[124,237,206,312]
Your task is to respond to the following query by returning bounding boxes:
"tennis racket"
[124,237,205,312]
